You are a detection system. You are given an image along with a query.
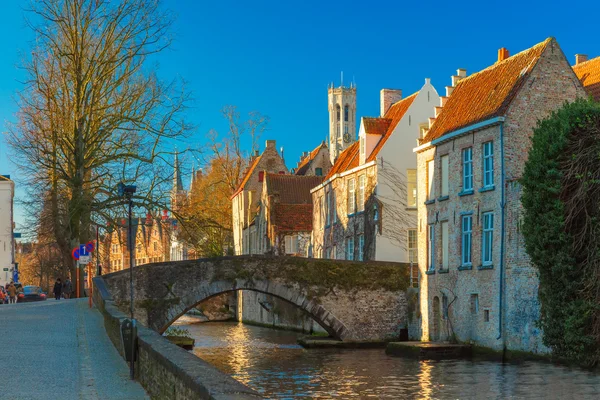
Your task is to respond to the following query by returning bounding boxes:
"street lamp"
[117,182,137,380]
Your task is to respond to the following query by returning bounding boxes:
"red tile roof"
[573,56,600,102]
[272,204,313,232]
[422,38,552,143]
[363,118,392,136]
[231,155,262,199]
[295,142,327,175]
[367,92,418,162]
[324,142,360,180]
[265,173,323,204]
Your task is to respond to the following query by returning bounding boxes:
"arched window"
[344,105,349,122]
[336,104,341,121]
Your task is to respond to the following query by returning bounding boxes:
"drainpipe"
[497,122,506,350]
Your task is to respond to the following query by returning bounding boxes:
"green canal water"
[173,318,600,399]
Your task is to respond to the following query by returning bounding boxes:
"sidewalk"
[0,298,148,400]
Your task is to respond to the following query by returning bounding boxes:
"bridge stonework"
[102,255,411,341]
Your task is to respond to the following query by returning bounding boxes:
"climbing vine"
[521,98,600,366]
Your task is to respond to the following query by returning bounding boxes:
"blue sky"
[1,0,599,228]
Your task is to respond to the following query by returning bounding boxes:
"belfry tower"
[328,80,357,164]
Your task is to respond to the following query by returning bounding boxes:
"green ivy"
[521,98,600,366]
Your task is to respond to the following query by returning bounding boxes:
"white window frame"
[332,245,337,260]
[407,169,417,207]
[358,175,365,212]
[428,224,435,271]
[427,159,435,200]
[463,147,473,191]
[482,212,494,266]
[483,141,494,188]
[358,234,364,261]
[346,237,355,261]
[408,229,417,264]
[347,178,356,214]
[441,221,449,269]
[441,155,449,197]
[284,235,298,254]
[462,215,472,266]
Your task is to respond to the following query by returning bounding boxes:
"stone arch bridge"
[97,255,412,341]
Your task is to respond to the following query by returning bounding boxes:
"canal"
[173,317,600,399]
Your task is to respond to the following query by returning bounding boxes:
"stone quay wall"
[92,276,261,400]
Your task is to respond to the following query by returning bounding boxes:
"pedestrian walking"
[7,283,17,304]
[63,278,73,300]
[53,279,63,301]
[0,287,6,304]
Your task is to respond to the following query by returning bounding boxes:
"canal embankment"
[92,276,262,400]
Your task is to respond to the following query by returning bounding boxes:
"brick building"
[414,38,586,353]
[293,141,331,177]
[231,140,288,255]
[311,80,439,272]
[252,173,323,255]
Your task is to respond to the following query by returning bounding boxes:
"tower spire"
[173,151,183,192]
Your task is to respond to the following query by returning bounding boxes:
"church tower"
[328,81,357,164]
[171,152,186,214]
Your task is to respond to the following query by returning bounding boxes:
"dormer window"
[344,105,349,122]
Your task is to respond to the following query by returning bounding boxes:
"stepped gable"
[295,142,327,175]
[422,38,553,143]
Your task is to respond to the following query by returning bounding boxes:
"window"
[428,224,435,271]
[346,237,354,260]
[483,141,494,188]
[332,245,337,260]
[411,265,419,288]
[463,147,473,191]
[344,125,349,135]
[347,178,356,214]
[427,160,435,200]
[284,235,298,254]
[373,204,379,222]
[358,175,365,212]
[360,136,365,159]
[319,195,325,226]
[484,310,490,322]
[258,171,264,182]
[315,167,323,176]
[407,169,417,207]
[441,155,449,197]
[326,190,331,226]
[482,212,494,265]
[336,104,340,121]
[332,191,337,223]
[344,105,349,122]
[470,294,479,314]
[358,234,364,261]
[153,242,158,251]
[441,221,449,269]
[462,215,472,266]
[408,229,417,264]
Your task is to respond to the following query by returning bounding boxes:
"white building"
[0,175,15,286]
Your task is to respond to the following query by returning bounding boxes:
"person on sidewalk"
[63,278,73,299]
[53,279,62,301]
[7,283,17,304]
[0,287,6,304]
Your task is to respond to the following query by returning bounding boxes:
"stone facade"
[416,38,587,353]
[232,140,288,256]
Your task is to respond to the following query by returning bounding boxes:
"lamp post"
[117,182,137,380]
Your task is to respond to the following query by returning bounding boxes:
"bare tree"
[6,0,192,295]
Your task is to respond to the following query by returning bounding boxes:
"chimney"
[575,54,588,65]
[380,89,402,117]
[498,47,510,62]
[266,140,276,149]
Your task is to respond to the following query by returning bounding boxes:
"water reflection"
[174,319,600,399]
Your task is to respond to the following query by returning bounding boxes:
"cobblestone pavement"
[0,298,148,400]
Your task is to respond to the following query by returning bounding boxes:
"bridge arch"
[160,280,348,339]
[100,255,411,342]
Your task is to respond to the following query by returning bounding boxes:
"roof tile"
[573,56,600,102]
[265,173,323,204]
[272,204,313,232]
[422,38,552,143]
[324,142,360,180]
